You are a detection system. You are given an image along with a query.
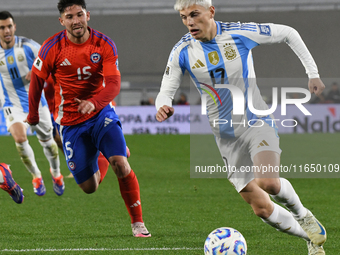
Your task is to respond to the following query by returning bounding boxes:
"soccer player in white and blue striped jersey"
[0,11,64,197]
[155,1,326,254]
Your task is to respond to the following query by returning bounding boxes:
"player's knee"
[109,156,130,178]
[78,173,100,194]
[14,136,27,144]
[15,141,29,156]
[255,178,280,195]
[79,182,98,194]
[252,203,273,219]
[115,162,130,178]
[82,186,98,194]
[39,139,59,157]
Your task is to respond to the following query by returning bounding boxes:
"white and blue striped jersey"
[156,22,319,138]
[0,36,47,113]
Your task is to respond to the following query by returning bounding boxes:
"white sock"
[262,202,309,240]
[271,178,307,219]
[39,139,61,178]
[16,140,41,178]
[0,171,4,183]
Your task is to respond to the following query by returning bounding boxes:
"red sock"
[98,153,110,183]
[118,170,143,223]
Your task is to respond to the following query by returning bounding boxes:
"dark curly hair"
[0,11,15,22]
[57,0,87,14]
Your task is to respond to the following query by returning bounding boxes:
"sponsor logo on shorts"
[68,161,76,171]
[104,117,113,127]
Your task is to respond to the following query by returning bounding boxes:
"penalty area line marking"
[1,247,202,252]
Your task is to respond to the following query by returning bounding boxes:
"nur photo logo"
[199,83,312,128]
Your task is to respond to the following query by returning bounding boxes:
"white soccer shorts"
[215,121,282,193]
[3,104,53,140]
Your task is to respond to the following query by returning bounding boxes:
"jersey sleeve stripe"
[40,31,65,60]
[92,30,118,56]
[215,21,222,35]
[21,37,41,50]
[23,45,35,68]
[220,22,257,32]
[169,34,193,62]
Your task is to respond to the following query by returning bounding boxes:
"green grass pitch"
[0,133,339,254]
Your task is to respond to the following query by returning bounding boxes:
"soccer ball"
[204,227,247,255]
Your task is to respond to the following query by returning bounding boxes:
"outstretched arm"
[242,23,325,94]
[155,46,184,122]
[26,72,45,125]
[274,25,325,95]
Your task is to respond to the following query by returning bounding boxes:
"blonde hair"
[174,0,212,11]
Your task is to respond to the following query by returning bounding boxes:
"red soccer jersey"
[32,27,120,125]
[43,74,55,113]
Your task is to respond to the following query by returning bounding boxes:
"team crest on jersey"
[116,59,119,70]
[208,51,219,65]
[90,53,101,63]
[68,161,76,171]
[258,24,271,36]
[17,54,25,62]
[33,56,43,71]
[223,43,237,60]
[7,56,14,65]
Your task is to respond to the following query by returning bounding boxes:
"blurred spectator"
[310,92,326,104]
[325,82,340,103]
[140,97,155,105]
[176,93,189,105]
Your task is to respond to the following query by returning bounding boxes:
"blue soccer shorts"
[50,113,59,138]
[58,105,127,184]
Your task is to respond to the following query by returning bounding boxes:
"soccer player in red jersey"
[44,75,129,179]
[26,0,150,237]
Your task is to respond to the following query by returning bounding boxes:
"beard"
[0,35,14,48]
[68,26,86,39]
